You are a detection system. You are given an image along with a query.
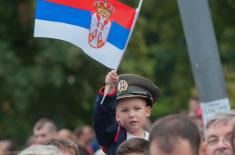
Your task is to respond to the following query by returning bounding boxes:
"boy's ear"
[116,112,120,123]
[145,106,152,117]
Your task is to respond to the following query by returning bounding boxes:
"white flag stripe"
[34,19,123,69]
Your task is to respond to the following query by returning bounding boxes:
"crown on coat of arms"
[94,0,115,18]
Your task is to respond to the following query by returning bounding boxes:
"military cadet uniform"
[93,74,160,155]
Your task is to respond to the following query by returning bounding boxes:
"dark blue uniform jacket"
[93,88,127,155]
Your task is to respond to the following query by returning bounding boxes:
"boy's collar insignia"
[118,80,128,92]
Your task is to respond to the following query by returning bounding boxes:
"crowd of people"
[0,118,100,155]
[0,71,234,155]
[1,110,234,155]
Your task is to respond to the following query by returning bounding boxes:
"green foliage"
[0,0,234,146]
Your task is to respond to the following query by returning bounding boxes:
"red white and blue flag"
[34,0,142,69]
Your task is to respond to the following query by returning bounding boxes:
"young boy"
[93,70,160,155]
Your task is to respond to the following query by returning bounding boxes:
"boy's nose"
[129,110,135,117]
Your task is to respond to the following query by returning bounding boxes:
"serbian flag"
[34,0,142,69]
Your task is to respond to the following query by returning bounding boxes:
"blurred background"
[0,0,234,148]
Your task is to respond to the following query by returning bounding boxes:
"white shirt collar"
[126,131,149,140]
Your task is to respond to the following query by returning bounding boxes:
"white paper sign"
[201,98,230,125]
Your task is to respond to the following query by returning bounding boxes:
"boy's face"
[116,98,151,134]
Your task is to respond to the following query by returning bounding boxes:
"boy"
[93,70,160,155]
[116,138,148,155]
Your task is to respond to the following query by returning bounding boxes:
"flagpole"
[100,0,144,105]
[115,0,143,69]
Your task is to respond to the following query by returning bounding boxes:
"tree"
[0,0,234,146]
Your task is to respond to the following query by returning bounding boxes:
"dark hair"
[149,114,201,155]
[74,125,93,139]
[43,138,79,155]
[116,138,148,155]
[74,127,84,139]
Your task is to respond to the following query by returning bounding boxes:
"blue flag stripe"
[35,0,130,49]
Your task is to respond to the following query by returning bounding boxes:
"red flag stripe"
[46,0,136,29]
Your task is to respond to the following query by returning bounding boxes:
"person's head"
[115,74,160,134]
[149,114,206,155]
[19,145,61,155]
[116,97,152,135]
[205,112,235,155]
[74,125,94,146]
[189,97,200,112]
[43,138,79,155]
[0,140,16,155]
[33,118,57,144]
[116,138,148,155]
[58,129,78,144]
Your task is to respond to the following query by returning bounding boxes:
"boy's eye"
[121,109,128,112]
[134,107,142,110]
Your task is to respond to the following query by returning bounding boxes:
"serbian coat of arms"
[88,0,114,48]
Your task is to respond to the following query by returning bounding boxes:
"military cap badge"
[117,80,128,92]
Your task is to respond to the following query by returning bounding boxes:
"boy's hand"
[105,70,119,94]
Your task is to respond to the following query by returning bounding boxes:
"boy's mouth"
[129,120,138,125]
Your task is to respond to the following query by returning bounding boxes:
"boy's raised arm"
[93,70,119,146]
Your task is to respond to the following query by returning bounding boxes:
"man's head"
[19,138,79,155]
[19,145,61,155]
[58,129,78,143]
[115,74,160,134]
[205,112,235,155]
[0,140,16,155]
[149,114,206,155]
[33,118,57,144]
[116,138,148,155]
[74,125,94,146]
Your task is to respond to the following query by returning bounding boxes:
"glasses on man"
[207,133,232,146]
